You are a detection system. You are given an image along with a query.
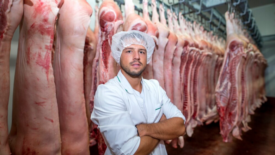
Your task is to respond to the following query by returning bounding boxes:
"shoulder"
[96,78,122,95]
[143,79,162,91]
[94,78,126,109]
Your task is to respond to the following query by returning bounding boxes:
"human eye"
[125,50,132,53]
[139,50,145,54]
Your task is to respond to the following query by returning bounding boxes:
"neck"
[121,70,143,93]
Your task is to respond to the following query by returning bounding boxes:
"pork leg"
[9,0,62,154]
[54,0,92,154]
[0,0,23,154]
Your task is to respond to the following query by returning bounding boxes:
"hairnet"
[111,30,155,64]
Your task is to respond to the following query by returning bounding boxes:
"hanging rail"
[111,0,262,47]
[170,0,262,48]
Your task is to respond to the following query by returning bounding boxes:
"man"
[91,31,186,155]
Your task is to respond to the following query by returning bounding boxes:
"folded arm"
[91,85,160,155]
[134,136,159,155]
[136,80,186,141]
[137,117,185,140]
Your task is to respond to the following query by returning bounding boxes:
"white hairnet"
[111,30,155,64]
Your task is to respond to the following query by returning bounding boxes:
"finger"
[178,136,184,148]
[165,140,172,144]
[172,139,178,148]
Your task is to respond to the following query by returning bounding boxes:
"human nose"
[133,50,140,60]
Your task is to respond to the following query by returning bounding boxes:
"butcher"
[91,30,186,155]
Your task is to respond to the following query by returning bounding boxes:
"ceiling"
[215,0,275,15]
[11,0,275,43]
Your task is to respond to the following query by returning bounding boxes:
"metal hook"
[206,9,213,23]
[248,19,255,30]
[162,1,166,10]
[175,7,179,18]
[195,0,203,15]
[167,0,175,5]
[251,27,257,36]
[170,4,173,13]
[181,2,185,14]
[217,17,221,30]
[212,23,217,32]
[254,31,259,39]
[233,0,241,6]
[240,0,248,16]
[179,0,185,11]
[244,9,252,24]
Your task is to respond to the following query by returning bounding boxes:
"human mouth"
[132,63,140,67]
[131,61,142,66]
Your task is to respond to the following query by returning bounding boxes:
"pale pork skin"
[89,3,99,123]
[89,5,100,147]
[169,10,188,148]
[179,16,192,125]
[0,0,23,154]
[123,0,148,32]
[171,12,186,122]
[159,4,176,102]
[54,0,92,154]
[84,27,97,136]
[152,2,182,148]
[142,0,158,79]
[9,0,62,154]
[151,0,169,89]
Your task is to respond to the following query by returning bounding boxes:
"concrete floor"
[90,97,275,155]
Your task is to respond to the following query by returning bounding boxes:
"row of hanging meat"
[0,0,266,154]
[89,0,267,153]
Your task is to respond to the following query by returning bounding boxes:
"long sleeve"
[154,80,186,123]
[91,85,140,155]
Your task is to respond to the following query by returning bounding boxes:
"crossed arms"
[134,116,185,155]
[91,83,186,155]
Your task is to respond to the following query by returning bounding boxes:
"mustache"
[130,61,143,65]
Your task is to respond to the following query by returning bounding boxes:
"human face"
[120,44,147,78]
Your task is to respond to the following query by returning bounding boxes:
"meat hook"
[244,9,252,25]
[240,0,248,16]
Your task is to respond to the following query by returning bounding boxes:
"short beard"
[120,62,146,78]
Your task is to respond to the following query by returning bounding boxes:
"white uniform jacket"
[91,70,186,155]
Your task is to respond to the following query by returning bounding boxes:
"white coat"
[91,70,186,155]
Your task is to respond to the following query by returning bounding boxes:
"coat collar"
[116,70,149,94]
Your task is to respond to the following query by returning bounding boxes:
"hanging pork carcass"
[216,12,267,142]
[0,0,23,154]
[9,0,63,154]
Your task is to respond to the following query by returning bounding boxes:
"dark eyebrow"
[123,47,146,51]
[123,47,134,50]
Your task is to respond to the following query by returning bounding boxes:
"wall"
[261,40,275,97]
[251,3,275,36]
[252,3,275,97]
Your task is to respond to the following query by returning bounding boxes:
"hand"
[159,114,167,122]
[160,114,185,148]
[170,136,184,148]
[136,124,147,137]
